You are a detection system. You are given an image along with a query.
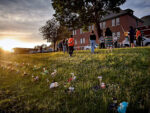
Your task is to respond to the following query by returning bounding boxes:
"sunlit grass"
[0,47,150,113]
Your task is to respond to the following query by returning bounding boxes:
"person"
[99,32,105,49]
[136,28,142,46]
[68,35,74,57]
[65,39,68,53]
[105,27,113,52]
[58,42,63,51]
[62,39,66,53]
[124,32,129,47]
[113,34,118,48]
[40,46,43,53]
[128,26,135,48]
[90,30,96,53]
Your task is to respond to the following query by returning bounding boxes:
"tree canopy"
[52,0,126,37]
[39,18,71,51]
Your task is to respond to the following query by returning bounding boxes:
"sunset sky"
[0,0,149,51]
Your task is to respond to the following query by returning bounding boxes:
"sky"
[0,0,150,51]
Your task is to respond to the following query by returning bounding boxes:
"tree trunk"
[53,41,56,52]
[95,21,102,38]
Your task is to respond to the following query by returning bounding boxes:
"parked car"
[122,36,150,47]
[142,36,150,46]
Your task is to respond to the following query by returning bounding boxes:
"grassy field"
[0,47,150,113]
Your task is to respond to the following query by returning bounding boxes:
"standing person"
[68,35,74,57]
[128,26,135,48]
[62,39,66,53]
[113,34,118,48]
[99,31,105,49]
[40,46,43,53]
[65,39,68,53]
[58,42,63,51]
[124,32,129,47]
[90,30,96,53]
[105,27,113,52]
[136,28,142,46]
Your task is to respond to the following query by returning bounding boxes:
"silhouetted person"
[129,26,135,48]
[105,27,113,52]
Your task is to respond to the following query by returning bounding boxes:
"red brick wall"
[73,14,143,49]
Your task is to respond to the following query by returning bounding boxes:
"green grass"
[0,47,150,113]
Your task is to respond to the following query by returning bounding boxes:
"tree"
[39,18,71,51]
[40,18,59,51]
[52,0,126,37]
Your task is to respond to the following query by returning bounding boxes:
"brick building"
[138,26,150,38]
[72,9,143,50]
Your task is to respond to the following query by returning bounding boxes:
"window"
[72,30,76,35]
[117,32,120,38]
[103,22,106,28]
[74,30,76,35]
[100,23,103,29]
[80,38,83,44]
[88,26,91,32]
[116,18,120,25]
[112,32,116,38]
[75,40,77,45]
[92,25,94,31]
[80,29,83,34]
[112,19,115,26]
[83,38,85,44]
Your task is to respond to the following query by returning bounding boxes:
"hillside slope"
[0,47,150,113]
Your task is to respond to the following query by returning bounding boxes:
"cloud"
[0,0,54,44]
[121,0,150,18]
[0,0,149,47]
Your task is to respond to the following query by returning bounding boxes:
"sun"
[0,38,21,52]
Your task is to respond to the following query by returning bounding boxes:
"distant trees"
[0,47,3,54]
[52,0,126,37]
[39,18,71,51]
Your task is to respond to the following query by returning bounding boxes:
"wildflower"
[101,82,106,89]
[32,76,39,82]
[46,79,50,83]
[34,76,39,80]
[68,74,76,82]
[98,76,102,85]
[22,72,28,77]
[51,69,57,77]
[70,73,74,76]
[68,86,74,92]
[50,82,58,89]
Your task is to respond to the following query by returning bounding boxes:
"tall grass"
[0,47,150,113]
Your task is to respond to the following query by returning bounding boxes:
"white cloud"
[0,0,54,45]
[121,0,150,18]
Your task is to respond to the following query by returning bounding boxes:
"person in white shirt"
[113,35,118,48]
[99,33,105,49]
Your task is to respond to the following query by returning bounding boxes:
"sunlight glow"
[0,38,22,51]
[0,38,51,52]
[0,38,35,52]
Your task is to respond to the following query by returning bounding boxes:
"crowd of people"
[57,35,75,57]
[57,26,142,56]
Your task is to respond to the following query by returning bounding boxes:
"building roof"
[100,9,144,23]
[141,15,150,26]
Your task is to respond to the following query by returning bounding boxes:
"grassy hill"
[0,47,150,113]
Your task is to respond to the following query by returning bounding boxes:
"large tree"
[52,0,126,37]
[39,18,71,51]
